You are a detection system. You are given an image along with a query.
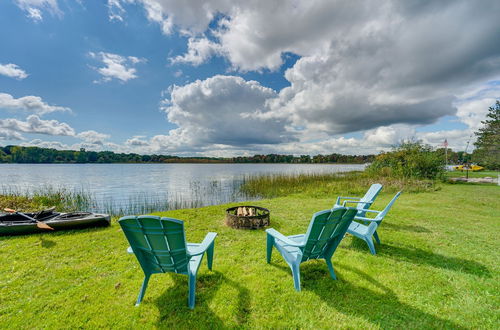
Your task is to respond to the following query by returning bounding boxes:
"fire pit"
[225,206,270,229]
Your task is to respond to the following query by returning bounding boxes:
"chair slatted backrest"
[119,216,189,275]
[301,207,357,262]
[357,183,383,212]
[374,191,402,223]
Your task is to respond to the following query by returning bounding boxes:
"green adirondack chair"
[266,207,357,291]
[335,183,383,217]
[118,215,217,309]
[346,191,401,255]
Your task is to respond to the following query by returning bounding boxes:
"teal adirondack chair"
[335,183,383,217]
[346,191,401,255]
[266,207,357,291]
[118,215,217,309]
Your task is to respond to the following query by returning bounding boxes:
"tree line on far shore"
[1,100,497,167]
[0,145,374,164]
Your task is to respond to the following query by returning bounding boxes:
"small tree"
[473,100,500,170]
[368,141,444,180]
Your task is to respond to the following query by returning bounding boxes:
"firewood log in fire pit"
[225,206,270,229]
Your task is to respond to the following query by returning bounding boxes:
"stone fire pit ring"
[225,206,270,229]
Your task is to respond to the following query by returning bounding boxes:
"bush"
[368,141,444,180]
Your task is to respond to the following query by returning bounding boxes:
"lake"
[0,163,365,214]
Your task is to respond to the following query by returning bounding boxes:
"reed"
[0,179,248,216]
[0,185,93,212]
[239,171,439,198]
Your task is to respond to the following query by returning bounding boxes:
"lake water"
[0,163,365,214]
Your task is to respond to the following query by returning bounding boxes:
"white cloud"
[0,128,24,141]
[119,0,500,138]
[21,139,127,153]
[88,52,146,83]
[109,0,229,35]
[417,129,473,152]
[170,37,223,66]
[454,83,500,131]
[22,139,69,150]
[77,130,111,145]
[0,64,29,80]
[156,75,295,151]
[15,0,62,21]
[107,0,126,22]
[0,92,71,115]
[125,135,149,146]
[0,115,75,136]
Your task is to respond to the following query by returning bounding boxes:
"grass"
[240,171,439,199]
[0,186,213,216]
[0,183,499,328]
[445,170,499,179]
[0,186,93,213]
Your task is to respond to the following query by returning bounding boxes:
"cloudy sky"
[1,0,499,156]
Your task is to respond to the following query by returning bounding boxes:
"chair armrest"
[339,196,361,200]
[336,196,360,204]
[266,228,305,247]
[358,209,381,215]
[354,216,380,222]
[335,196,361,208]
[187,232,218,256]
[342,200,370,207]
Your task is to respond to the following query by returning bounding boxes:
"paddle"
[4,208,54,230]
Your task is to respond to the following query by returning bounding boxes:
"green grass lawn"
[0,184,498,328]
[446,170,499,179]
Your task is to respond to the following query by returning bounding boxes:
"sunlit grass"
[445,170,499,179]
[0,183,498,328]
[240,171,439,199]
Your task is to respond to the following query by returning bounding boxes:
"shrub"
[368,141,444,180]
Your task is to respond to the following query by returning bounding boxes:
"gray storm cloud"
[110,0,500,150]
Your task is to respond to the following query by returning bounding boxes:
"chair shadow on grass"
[346,239,491,277]
[154,270,251,328]
[269,261,463,328]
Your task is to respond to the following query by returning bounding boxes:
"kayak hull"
[0,212,111,236]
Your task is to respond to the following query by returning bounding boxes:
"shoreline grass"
[240,171,439,199]
[0,181,498,328]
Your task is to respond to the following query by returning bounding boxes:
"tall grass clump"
[367,141,445,180]
[240,171,437,199]
[0,185,94,212]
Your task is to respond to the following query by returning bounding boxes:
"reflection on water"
[0,163,365,214]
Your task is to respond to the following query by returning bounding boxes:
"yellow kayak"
[453,164,484,171]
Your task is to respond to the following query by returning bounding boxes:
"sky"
[0,0,499,156]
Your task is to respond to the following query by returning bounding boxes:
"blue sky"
[0,0,499,156]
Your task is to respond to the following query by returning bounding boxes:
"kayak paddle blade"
[36,222,54,230]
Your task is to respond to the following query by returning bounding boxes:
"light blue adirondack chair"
[346,191,401,255]
[335,183,383,217]
[266,207,357,291]
[118,215,217,309]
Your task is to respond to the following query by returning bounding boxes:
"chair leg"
[373,231,381,244]
[188,274,196,309]
[266,234,274,263]
[207,242,214,271]
[365,237,377,255]
[291,263,301,291]
[135,274,151,306]
[325,259,337,280]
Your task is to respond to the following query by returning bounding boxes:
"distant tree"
[473,100,500,170]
